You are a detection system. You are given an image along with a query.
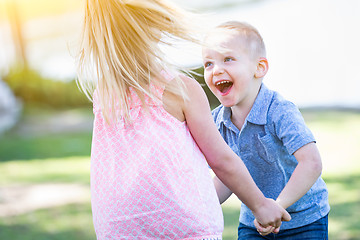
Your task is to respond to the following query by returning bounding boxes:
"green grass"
[0,133,92,162]
[1,109,360,239]
[0,132,92,184]
[0,156,91,185]
[0,126,95,239]
[0,204,95,240]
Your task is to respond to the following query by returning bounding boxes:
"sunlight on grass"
[304,110,360,174]
[0,157,91,185]
[326,182,359,204]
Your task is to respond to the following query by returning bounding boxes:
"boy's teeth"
[215,80,233,94]
[216,80,231,85]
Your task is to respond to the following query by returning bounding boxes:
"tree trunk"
[7,0,28,69]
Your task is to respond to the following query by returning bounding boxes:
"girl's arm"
[179,76,290,228]
[276,142,322,209]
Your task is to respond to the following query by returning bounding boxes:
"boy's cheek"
[203,74,212,87]
[203,73,217,95]
[203,77,210,88]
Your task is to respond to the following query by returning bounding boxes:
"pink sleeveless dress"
[90,77,224,239]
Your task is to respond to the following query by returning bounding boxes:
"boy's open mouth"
[215,80,233,95]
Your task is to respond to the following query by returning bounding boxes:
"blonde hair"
[76,0,201,123]
[216,21,266,59]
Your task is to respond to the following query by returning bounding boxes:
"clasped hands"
[252,198,291,236]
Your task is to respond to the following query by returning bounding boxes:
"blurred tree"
[6,0,27,69]
[3,66,91,108]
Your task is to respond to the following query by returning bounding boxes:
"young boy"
[202,21,330,239]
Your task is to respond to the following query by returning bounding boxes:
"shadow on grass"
[0,203,96,240]
[0,132,92,162]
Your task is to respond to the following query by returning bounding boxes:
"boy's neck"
[230,105,251,131]
[230,83,262,130]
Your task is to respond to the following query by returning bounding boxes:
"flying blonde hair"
[76,0,201,123]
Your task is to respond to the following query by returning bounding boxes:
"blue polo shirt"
[212,84,330,230]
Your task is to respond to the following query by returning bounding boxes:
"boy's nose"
[213,64,225,76]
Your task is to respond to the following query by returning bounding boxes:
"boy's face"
[202,29,261,108]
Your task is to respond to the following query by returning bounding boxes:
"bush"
[2,66,91,108]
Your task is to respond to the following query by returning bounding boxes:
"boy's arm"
[180,75,290,228]
[213,175,232,204]
[276,142,322,209]
[254,142,322,236]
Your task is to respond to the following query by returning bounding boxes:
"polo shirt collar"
[214,105,231,129]
[246,83,273,125]
[215,83,273,128]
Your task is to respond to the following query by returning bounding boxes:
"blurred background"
[0,0,359,239]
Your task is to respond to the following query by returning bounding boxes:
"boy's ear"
[254,57,268,78]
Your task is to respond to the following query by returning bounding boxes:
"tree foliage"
[2,66,90,108]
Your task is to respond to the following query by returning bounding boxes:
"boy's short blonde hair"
[216,21,266,59]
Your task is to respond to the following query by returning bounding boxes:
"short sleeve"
[272,101,315,155]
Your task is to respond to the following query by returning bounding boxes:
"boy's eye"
[204,62,213,68]
[224,57,234,62]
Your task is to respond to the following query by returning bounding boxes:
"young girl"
[76,0,290,239]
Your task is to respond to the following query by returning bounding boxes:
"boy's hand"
[252,198,291,230]
[254,219,279,236]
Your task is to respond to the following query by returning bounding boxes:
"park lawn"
[0,109,360,240]
[0,131,95,240]
[0,202,95,240]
